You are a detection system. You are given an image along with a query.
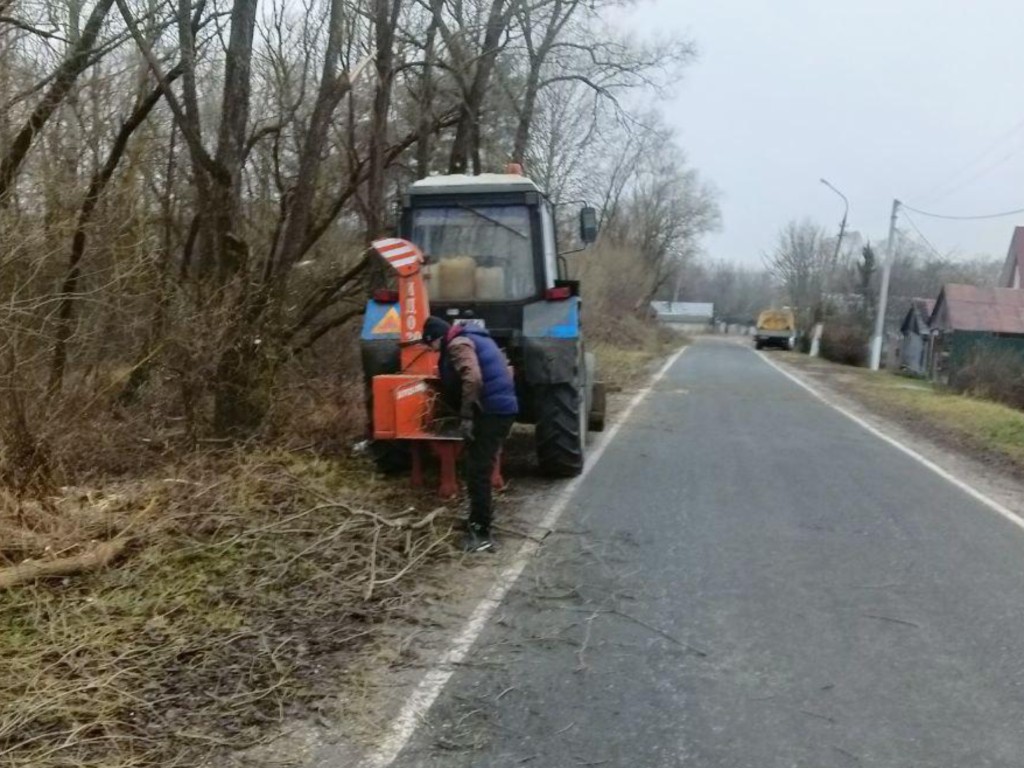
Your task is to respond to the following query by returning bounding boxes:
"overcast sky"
[619,0,1024,267]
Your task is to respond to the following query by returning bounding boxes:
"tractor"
[360,167,605,477]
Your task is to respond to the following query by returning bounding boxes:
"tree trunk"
[511,66,541,165]
[269,0,352,276]
[365,0,402,241]
[205,0,267,437]
[415,1,441,179]
[0,21,11,162]
[448,0,507,175]
[510,0,573,165]
[206,0,258,281]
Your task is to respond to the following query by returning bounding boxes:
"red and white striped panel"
[371,238,424,272]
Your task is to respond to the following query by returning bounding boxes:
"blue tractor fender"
[521,298,583,386]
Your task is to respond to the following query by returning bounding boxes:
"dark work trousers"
[466,413,515,531]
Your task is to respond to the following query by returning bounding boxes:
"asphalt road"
[386,339,1024,768]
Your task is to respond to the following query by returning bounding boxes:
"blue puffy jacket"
[440,327,519,416]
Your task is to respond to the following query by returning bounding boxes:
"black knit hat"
[422,316,451,343]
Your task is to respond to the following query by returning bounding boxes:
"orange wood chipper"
[368,237,505,498]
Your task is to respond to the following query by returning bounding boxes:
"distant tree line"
[670,219,1001,339]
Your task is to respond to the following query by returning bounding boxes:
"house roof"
[1001,226,1024,288]
[930,284,1024,334]
[900,298,935,334]
[650,301,714,320]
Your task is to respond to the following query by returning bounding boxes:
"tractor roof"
[409,173,542,196]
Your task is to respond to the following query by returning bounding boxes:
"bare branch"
[0,15,68,42]
[0,0,116,204]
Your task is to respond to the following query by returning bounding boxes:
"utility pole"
[869,199,900,370]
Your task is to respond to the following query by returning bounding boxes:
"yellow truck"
[754,309,797,350]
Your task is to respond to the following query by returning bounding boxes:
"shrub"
[819,323,869,367]
[950,347,1024,410]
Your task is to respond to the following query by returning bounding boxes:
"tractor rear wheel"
[535,383,585,477]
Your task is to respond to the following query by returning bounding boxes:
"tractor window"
[411,205,536,301]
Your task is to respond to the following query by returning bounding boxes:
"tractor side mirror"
[579,206,598,244]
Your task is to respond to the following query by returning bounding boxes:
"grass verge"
[593,322,687,391]
[777,352,1024,473]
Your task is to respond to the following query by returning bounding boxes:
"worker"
[421,316,518,553]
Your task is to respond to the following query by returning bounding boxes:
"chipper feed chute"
[368,238,444,441]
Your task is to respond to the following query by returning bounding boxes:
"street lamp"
[819,178,849,264]
[813,179,849,357]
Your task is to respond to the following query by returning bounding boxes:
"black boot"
[463,523,497,553]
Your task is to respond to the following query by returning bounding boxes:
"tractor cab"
[401,173,560,339]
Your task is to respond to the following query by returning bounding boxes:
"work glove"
[459,418,475,442]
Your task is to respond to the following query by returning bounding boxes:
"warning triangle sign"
[372,307,401,335]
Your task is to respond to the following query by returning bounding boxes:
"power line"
[925,148,1020,205]
[915,114,1024,203]
[900,201,1024,221]
[900,210,947,260]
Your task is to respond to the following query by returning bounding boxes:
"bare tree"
[426,0,512,174]
[207,0,259,279]
[510,0,576,164]
[270,0,364,274]
[0,0,116,204]
[596,124,720,310]
[856,243,877,325]
[50,65,184,391]
[508,0,694,167]
[765,219,834,330]
[413,0,443,178]
[365,0,403,240]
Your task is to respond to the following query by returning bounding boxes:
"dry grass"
[594,321,686,391]
[570,241,690,391]
[0,449,463,768]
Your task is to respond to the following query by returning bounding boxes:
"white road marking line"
[358,345,690,768]
[757,350,1024,533]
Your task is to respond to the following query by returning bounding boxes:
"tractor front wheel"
[535,383,586,477]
